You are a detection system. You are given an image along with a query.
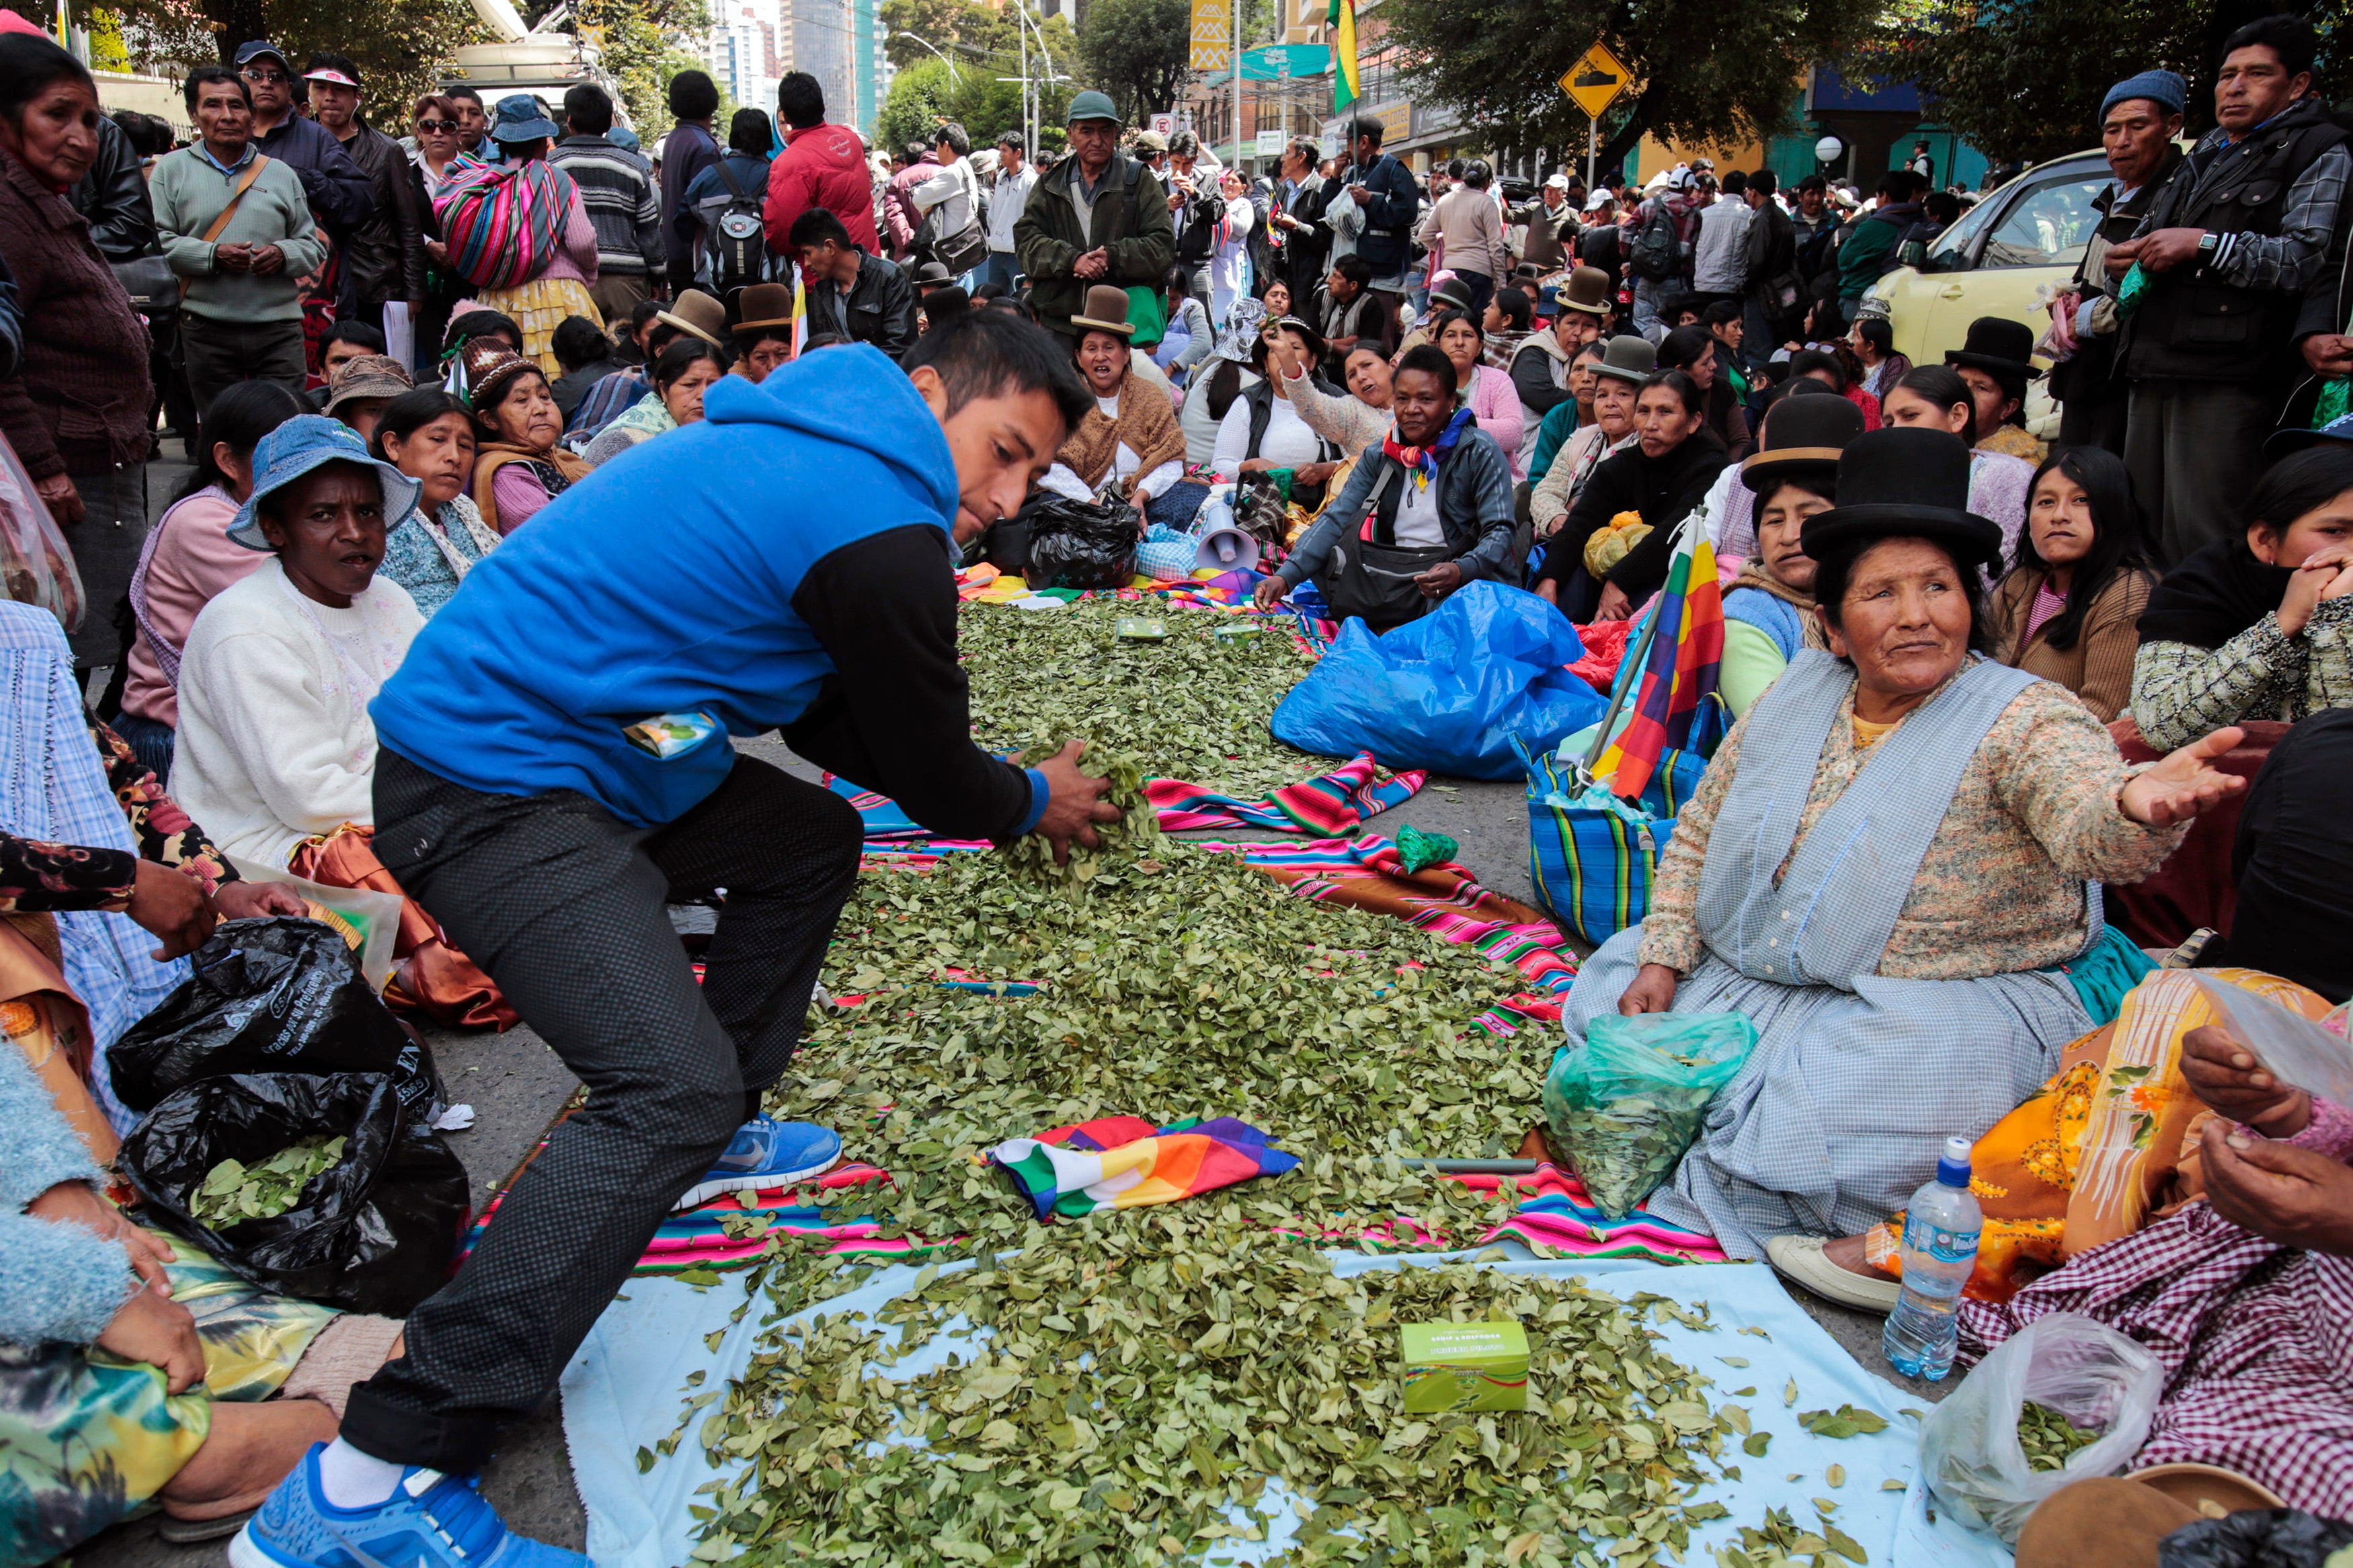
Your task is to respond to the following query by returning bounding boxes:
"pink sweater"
[1466,364,1525,479]
[535,184,600,287]
[122,485,266,727]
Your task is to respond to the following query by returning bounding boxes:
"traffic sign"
[1560,40,1630,119]
[1150,112,1176,138]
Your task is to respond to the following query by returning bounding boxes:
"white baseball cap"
[1544,173,1569,190]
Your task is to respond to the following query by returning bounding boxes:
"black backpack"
[701,159,771,292]
[1630,198,1679,282]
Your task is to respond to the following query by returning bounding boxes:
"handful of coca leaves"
[1004,743,1158,892]
[2016,1400,2100,1473]
[189,1134,348,1227]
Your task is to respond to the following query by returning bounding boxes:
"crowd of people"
[1,7,2352,1564]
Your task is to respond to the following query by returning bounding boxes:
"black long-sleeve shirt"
[783,525,1039,841]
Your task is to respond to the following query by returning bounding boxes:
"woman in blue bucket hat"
[171,416,515,1027]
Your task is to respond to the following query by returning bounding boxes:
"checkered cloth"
[1959,1096,2353,1518]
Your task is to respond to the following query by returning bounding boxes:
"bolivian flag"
[1328,0,1360,112]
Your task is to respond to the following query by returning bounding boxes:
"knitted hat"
[227,415,420,551]
[2100,69,2188,122]
[456,340,541,417]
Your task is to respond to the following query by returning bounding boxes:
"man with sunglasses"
[231,40,371,263]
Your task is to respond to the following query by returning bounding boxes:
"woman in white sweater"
[174,417,512,1027]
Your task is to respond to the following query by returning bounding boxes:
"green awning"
[1197,42,1331,87]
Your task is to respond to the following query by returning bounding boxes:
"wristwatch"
[2196,231,2219,264]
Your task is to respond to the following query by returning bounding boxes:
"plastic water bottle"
[1881,1134,1983,1381]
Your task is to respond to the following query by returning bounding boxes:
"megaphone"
[1194,524,1260,574]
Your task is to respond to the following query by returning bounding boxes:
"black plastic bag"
[120,1071,470,1315]
[1021,491,1143,589]
[108,917,442,1124]
[2161,1510,2353,1567]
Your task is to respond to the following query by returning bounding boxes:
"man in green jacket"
[1835,170,1924,323]
[1013,91,1174,340]
[152,64,326,414]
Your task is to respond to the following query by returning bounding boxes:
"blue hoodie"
[370,345,1046,835]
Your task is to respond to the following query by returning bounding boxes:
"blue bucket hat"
[228,416,420,552]
[491,93,562,145]
[2100,69,2188,122]
[2264,407,2353,462]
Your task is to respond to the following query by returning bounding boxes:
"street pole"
[1230,0,1242,169]
[1586,115,1595,189]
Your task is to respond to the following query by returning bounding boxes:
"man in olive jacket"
[1014,91,1174,340]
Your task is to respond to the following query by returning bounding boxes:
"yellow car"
[1867,149,2112,428]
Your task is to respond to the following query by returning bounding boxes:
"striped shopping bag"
[432,161,575,290]
[1512,731,1712,947]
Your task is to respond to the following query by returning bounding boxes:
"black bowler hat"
[1742,390,1867,495]
[1799,427,2003,571]
[1944,315,2042,383]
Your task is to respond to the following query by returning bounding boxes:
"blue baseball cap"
[606,126,641,152]
[228,416,420,552]
[490,93,561,144]
[2100,69,2188,122]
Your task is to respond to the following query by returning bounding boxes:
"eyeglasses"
[416,118,459,134]
[241,67,289,84]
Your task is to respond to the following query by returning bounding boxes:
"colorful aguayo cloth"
[986,1114,1300,1220]
[828,749,1423,854]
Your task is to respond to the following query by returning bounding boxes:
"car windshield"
[1919,161,2109,274]
[1921,191,2005,273]
[1978,172,2110,268]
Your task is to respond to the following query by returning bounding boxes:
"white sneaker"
[1765,1234,1903,1314]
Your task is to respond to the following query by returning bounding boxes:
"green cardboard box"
[1398,1321,1528,1413]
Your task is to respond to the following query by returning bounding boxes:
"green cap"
[1065,89,1121,127]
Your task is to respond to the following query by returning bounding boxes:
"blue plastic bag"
[1271,582,1605,780]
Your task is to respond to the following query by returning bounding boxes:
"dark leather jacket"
[338,122,428,306]
[808,249,918,360]
[66,112,157,262]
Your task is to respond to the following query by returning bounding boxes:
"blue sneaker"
[231,1444,586,1568]
[670,1114,843,1210]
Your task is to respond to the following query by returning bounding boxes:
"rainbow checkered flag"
[1591,518,1726,800]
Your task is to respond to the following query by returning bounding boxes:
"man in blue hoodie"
[237,316,1112,1568]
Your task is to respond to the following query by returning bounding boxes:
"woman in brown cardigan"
[1989,445,2156,723]
[0,36,155,671]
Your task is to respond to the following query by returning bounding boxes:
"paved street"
[73,524,1934,1565]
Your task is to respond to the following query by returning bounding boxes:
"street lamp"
[894,30,960,85]
[1007,0,1056,169]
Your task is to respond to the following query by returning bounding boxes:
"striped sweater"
[549,135,663,278]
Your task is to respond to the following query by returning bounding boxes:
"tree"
[881,0,1015,71]
[567,0,715,134]
[877,49,1076,153]
[1888,0,2325,167]
[1075,0,1187,126]
[110,0,481,119]
[1377,0,1880,175]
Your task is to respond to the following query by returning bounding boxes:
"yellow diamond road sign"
[1561,41,1629,119]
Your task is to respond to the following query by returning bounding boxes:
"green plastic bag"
[1542,1011,1758,1218]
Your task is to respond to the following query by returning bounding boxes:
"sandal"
[1764,1235,1903,1314]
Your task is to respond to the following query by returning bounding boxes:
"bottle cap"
[1936,1134,1971,1188]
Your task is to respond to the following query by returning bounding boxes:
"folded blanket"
[987,1114,1300,1220]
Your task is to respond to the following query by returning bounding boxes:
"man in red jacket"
[762,71,880,257]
